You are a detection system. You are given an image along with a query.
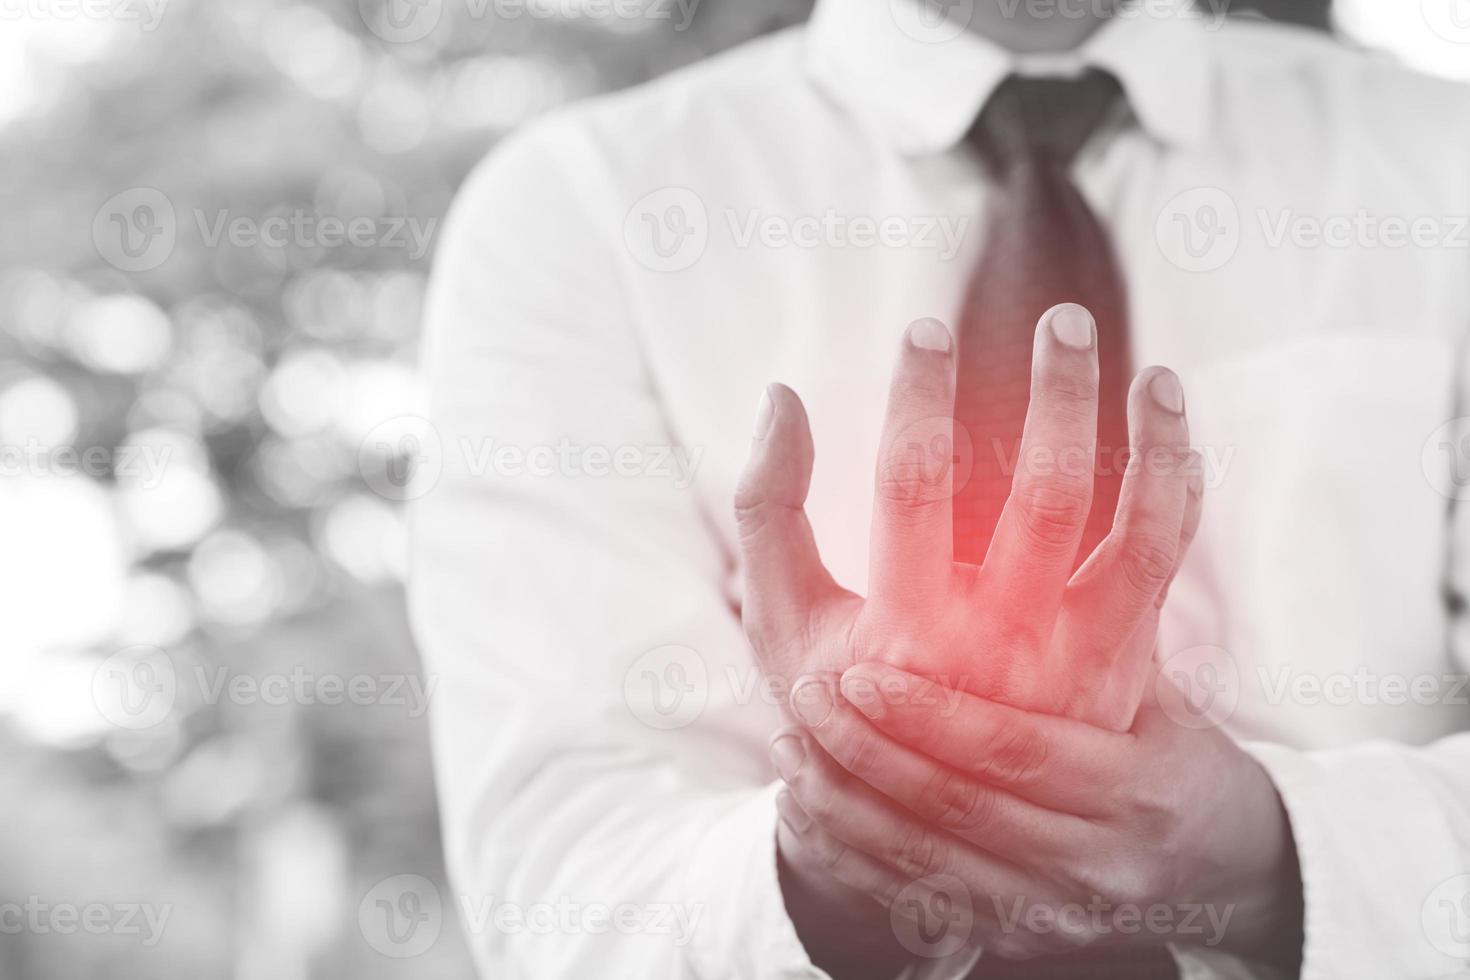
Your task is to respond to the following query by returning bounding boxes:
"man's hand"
[769,662,1302,965]
[734,304,1200,734]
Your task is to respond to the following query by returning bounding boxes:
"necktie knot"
[969,69,1126,177]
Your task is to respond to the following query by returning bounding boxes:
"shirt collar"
[804,0,1217,156]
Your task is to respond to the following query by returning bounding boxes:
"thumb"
[734,383,840,651]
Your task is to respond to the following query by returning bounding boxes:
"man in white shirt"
[409,0,1470,977]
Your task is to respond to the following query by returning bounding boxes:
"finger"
[734,383,841,647]
[1160,459,1205,605]
[779,791,1001,958]
[770,729,1044,920]
[1068,450,1203,732]
[788,675,1084,853]
[782,799,1081,969]
[868,318,959,602]
[978,304,1100,619]
[1061,368,1192,670]
[838,662,1126,815]
[776,789,920,918]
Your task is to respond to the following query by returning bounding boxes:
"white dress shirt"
[409,1,1470,977]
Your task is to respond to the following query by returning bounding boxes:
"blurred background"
[0,1,1461,978]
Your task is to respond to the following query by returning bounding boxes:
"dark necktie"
[952,69,1131,568]
[952,71,1181,980]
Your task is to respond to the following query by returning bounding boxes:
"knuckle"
[1079,856,1160,911]
[871,878,903,911]
[732,493,789,539]
[1035,371,1098,410]
[876,444,950,510]
[739,613,777,654]
[889,823,946,878]
[1118,532,1178,596]
[800,774,838,823]
[843,728,883,778]
[738,602,803,659]
[810,831,848,872]
[894,374,949,410]
[921,769,987,831]
[970,725,1048,785]
[1013,477,1092,550]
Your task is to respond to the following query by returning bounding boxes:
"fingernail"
[791,678,835,728]
[754,386,775,439]
[770,734,806,782]
[1050,305,1095,350]
[907,318,952,354]
[839,670,885,721]
[1150,371,1185,414]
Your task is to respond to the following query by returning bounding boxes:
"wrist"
[1209,758,1304,968]
[776,826,912,976]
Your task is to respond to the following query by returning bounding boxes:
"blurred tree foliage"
[0,2,810,978]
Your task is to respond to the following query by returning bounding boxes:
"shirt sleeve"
[1159,734,1470,980]
[1226,735,1470,980]
[1170,329,1470,980]
[1175,402,1470,980]
[408,113,965,980]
